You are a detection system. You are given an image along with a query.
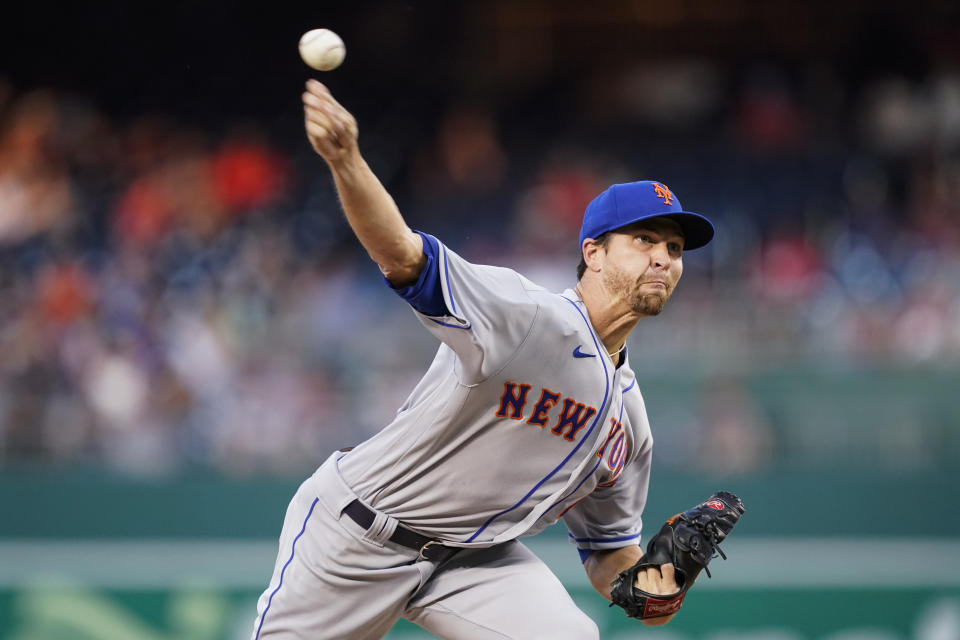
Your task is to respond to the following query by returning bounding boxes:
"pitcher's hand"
[303,79,358,165]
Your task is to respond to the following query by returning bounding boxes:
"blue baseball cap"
[579,181,715,250]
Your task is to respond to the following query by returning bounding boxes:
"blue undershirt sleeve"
[578,548,595,563]
[384,231,449,317]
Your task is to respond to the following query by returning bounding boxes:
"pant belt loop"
[362,509,398,547]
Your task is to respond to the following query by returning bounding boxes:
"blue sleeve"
[578,548,595,563]
[384,231,449,317]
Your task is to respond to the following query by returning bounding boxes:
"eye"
[637,234,654,244]
[668,242,683,254]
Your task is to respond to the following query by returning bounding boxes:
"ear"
[582,238,605,273]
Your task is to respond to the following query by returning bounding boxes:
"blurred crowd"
[0,53,958,475]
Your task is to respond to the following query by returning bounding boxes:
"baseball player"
[251,79,743,640]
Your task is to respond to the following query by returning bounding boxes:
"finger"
[304,103,335,130]
[305,80,348,130]
[305,120,329,142]
[303,89,356,151]
[305,78,330,96]
[318,102,349,135]
[305,120,337,153]
[633,566,661,593]
[659,563,678,590]
[319,106,346,135]
[302,86,355,138]
[303,91,344,127]
[341,112,357,138]
[648,566,664,592]
[303,97,347,136]
[302,90,331,111]
[316,93,354,132]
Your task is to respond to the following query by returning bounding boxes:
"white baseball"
[298,29,346,71]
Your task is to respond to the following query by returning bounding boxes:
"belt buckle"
[418,540,442,561]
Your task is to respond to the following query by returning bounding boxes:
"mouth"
[641,280,668,290]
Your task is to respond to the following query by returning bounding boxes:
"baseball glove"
[609,491,745,620]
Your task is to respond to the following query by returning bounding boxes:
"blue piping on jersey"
[425,241,470,328]
[461,296,612,543]
[441,244,458,315]
[427,317,472,330]
[568,531,642,544]
[550,379,631,513]
[569,386,638,553]
[254,497,319,640]
[552,457,603,513]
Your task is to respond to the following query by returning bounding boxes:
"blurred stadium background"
[2,0,959,638]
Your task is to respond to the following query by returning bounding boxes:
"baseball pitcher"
[251,79,745,640]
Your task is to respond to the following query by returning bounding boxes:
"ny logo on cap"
[653,182,674,205]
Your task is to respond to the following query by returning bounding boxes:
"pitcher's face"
[600,218,684,316]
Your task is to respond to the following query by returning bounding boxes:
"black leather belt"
[343,499,460,563]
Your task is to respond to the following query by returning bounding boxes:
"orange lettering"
[653,182,674,205]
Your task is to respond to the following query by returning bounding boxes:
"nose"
[650,241,671,269]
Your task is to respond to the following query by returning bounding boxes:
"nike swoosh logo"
[572,345,595,358]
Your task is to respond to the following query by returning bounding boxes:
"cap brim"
[652,212,715,250]
[602,211,715,250]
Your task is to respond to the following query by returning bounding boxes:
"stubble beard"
[604,266,671,316]
[635,292,668,316]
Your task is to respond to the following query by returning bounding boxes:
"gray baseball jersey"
[252,232,655,639]
[339,232,653,552]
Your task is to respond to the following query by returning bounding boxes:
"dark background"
[5,1,956,122]
[2,3,960,638]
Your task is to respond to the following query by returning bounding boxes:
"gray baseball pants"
[251,453,599,640]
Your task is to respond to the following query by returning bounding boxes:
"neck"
[575,281,640,358]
